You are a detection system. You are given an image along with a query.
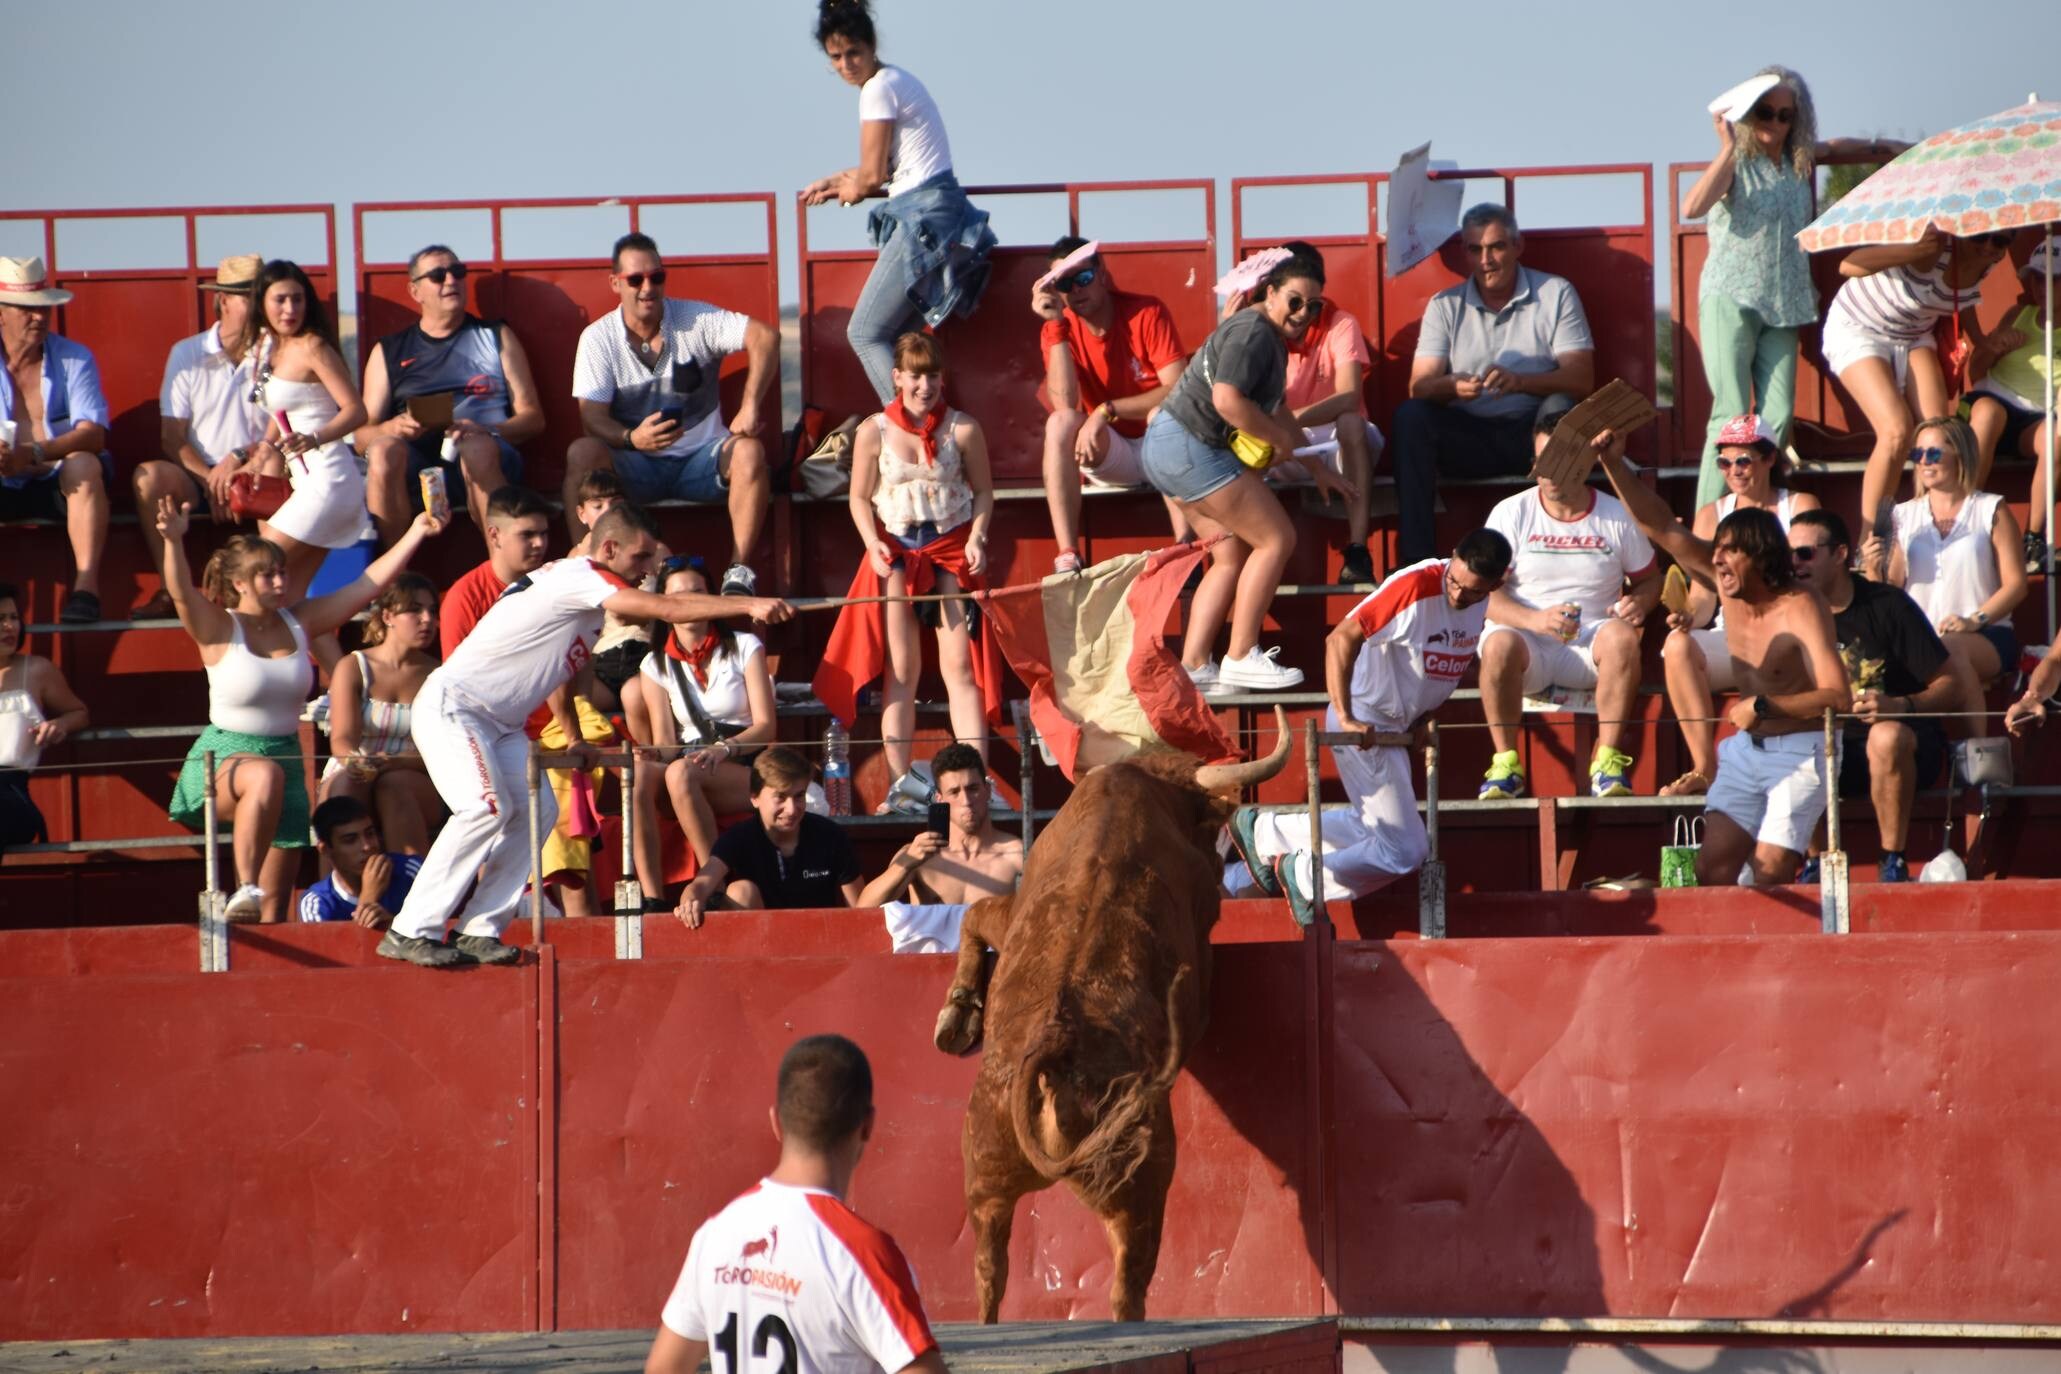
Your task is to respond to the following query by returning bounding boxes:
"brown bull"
[932,709,1291,1321]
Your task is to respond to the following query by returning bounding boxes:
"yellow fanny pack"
[1229,429,1275,471]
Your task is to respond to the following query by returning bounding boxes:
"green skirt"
[168,725,312,849]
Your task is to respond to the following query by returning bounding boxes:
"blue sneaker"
[1877,852,1911,883]
[1795,855,1821,885]
[1227,806,1281,896]
[1275,856,1321,926]
[1479,751,1527,800]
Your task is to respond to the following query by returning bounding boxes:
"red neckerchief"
[884,398,942,465]
[666,629,721,688]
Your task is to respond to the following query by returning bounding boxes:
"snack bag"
[419,466,451,525]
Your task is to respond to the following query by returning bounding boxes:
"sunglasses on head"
[410,263,469,285]
[1283,294,1323,320]
[1056,267,1098,292]
[661,554,708,575]
[621,270,668,289]
[1910,446,1951,466]
[1749,102,1796,125]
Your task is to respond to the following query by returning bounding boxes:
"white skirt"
[267,442,370,550]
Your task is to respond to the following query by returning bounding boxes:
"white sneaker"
[1217,646,1305,691]
[1185,660,1219,689]
[222,883,266,921]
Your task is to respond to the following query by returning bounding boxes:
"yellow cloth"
[539,697,617,885]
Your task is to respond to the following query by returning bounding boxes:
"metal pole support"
[1303,721,1326,926]
[198,749,228,972]
[1419,722,1447,940]
[614,758,644,959]
[528,744,546,948]
[1819,708,1849,934]
[1013,700,1038,854]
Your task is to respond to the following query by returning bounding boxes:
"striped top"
[1825,261,1961,346]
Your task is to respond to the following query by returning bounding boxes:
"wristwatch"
[1972,611,1990,627]
[1752,694,1775,723]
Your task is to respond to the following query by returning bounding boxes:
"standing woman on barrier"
[0,580,89,852]
[1888,416,2027,719]
[156,498,444,923]
[242,260,369,670]
[317,572,444,856]
[1145,251,1356,696]
[623,556,777,893]
[804,0,996,404]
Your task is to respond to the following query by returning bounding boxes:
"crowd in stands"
[5,28,2061,921]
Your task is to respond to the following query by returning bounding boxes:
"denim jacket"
[866,171,998,327]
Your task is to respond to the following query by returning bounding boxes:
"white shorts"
[267,441,372,550]
[1480,620,1602,696]
[1686,625,1738,692]
[1705,730,1833,859]
[1080,426,1147,488]
[1821,312,1930,390]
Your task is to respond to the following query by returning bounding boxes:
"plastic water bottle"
[824,720,852,817]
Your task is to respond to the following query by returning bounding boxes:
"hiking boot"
[1589,745,1635,798]
[1217,645,1305,691]
[452,933,521,966]
[1877,852,1911,883]
[720,563,758,596]
[376,929,466,968]
[1479,751,1528,800]
[1339,542,1375,587]
[1227,806,1282,896]
[1276,855,1321,926]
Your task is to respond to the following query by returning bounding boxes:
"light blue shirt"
[0,333,109,488]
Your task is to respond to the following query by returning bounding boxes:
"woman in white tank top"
[155,497,446,922]
[1889,416,2027,700]
[0,581,89,851]
[1658,417,1821,795]
[318,571,443,855]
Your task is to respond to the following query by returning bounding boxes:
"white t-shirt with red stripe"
[437,557,629,728]
[1485,487,1656,625]
[661,1180,937,1374]
[1345,559,1488,732]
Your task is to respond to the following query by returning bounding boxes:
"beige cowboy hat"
[0,256,73,308]
[201,253,263,294]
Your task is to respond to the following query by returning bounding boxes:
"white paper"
[0,419,15,448]
[1707,73,1782,124]
[1292,440,1341,459]
[1385,141,1464,277]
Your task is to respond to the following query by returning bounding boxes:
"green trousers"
[1696,295,1799,509]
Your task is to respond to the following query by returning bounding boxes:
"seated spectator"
[317,572,442,855]
[1888,417,2027,713]
[1966,236,2058,569]
[624,555,777,894]
[0,257,111,623]
[1275,240,1385,586]
[1658,414,1821,795]
[1789,510,1957,884]
[245,259,370,670]
[1824,229,2013,575]
[816,333,1000,803]
[155,498,443,923]
[570,468,666,712]
[673,746,862,927]
[1145,251,1355,696]
[0,579,89,850]
[298,795,421,926]
[565,232,775,594]
[133,254,277,620]
[855,740,1024,907]
[1391,206,1594,566]
[2005,628,2061,737]
[358,245,543,545]
[1030,235,1190,572]
[1478,410,1659,799]
[440,486,554,652]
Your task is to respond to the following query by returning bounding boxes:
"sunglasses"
[1713,454,1766,472]
[1056,267,1098,292]
[1789,544,1830,563]
[1283,294,1324,321]
[410,263,469,285]
[1910,446,1951,466]
[621,270,668,289]
[661,554,708,574]
[1976,233,2015,249]
[1749,103,1796,125]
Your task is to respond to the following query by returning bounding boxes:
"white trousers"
[1224,709,1426,901]
[392,672,557,942]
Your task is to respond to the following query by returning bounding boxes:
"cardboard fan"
[1530,380,1658,488]
[1660,565,1692,617]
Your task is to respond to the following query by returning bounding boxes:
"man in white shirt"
[132,254,275,619]
[1225,529,1511,922]
[378,502,792,968]
[563,233,778,596]
[646,1034,946,1374]
[1478,409,1661,801]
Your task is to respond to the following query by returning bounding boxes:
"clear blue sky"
[6,0,2054,309]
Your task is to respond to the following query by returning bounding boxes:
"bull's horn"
[1194,705,1292,791]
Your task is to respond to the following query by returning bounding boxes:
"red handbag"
[227,470,290,522]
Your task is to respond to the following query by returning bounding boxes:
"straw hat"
[0,256,74,308]
[202,254,262,294]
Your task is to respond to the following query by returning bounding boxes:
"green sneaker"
[1479,751,1527,800]
[453,933,522,966]
[1589,746,1635,798]
[1276,856,1321,927]
[376,929,465,968]
[1227,806,1282,896]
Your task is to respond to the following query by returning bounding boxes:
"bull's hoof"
[934,988,985,1056]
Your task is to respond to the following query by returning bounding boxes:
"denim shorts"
[891,520,947,550]
[1141,410,1243,504]
[1978,622,2020,672]
[611,435,730,505]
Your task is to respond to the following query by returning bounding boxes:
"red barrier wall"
[5,907,2061,1342]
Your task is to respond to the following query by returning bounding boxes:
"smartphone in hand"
[926,802,951,839]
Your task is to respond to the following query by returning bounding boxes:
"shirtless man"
[857,741,1023,906]
[1592,429,1850,885]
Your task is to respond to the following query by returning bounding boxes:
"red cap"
[1715,414,1779,451]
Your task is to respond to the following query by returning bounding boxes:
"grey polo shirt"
[1415,266,1594,421]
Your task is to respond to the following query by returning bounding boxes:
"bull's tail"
[1008,966,1193,1193]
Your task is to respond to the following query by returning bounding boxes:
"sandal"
[1658,770,1711,797]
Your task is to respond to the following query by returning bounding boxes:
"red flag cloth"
[812,522,1005,728]
[981,540,1237,780]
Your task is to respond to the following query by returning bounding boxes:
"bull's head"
[1121,706,1293,857]
[1192,705,1293,796]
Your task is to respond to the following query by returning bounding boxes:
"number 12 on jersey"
[714,1310,799,1374]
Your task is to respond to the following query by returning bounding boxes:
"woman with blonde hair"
[317,571,443,855]
[157,497,443,921]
